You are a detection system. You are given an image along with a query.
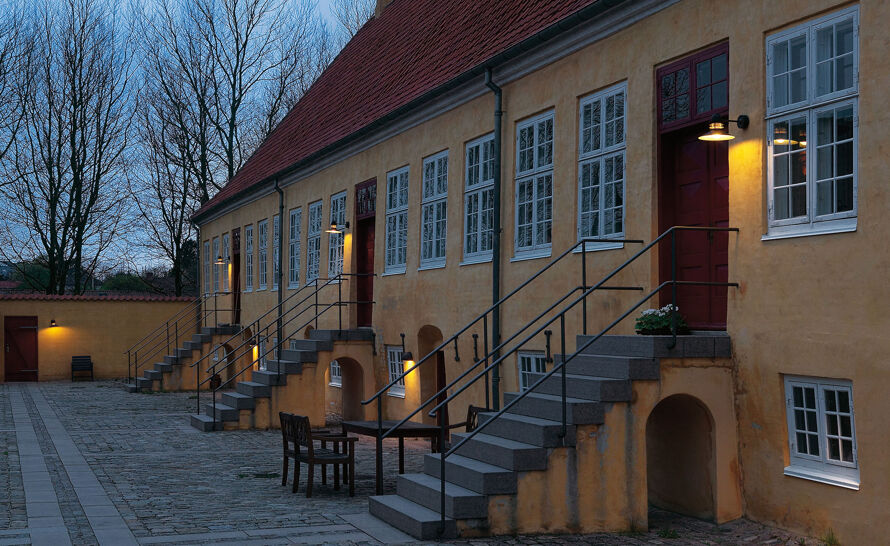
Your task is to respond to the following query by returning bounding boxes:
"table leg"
[398,437,404,474]
[376,434,383,495]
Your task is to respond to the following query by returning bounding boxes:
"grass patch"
[657,527,679,539]
[821,528,840,546]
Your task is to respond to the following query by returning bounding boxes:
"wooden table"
[340,420,440,494]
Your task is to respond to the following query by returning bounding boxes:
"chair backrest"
[465,405,485,433]
[279,412,294,450]
[291,414,313,456]
[72,356,92,365]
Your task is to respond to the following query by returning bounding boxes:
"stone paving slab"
[1,382,814,545]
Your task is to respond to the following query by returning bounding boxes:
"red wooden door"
[4,316,38,381]
[232,228,241,324]
[661,126,729,329]
[356,218,375,327]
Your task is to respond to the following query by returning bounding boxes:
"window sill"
[511,248,552,263]
[287,284,299,290]
[762,218,857,241]
[243,289,252,293]
[386,390,406,399]
[256,287,267,292]
[382,268,406,277]
[418,262,446,271]
[329,382,342,388]
[460,254,493,266]
[572,241,624,253]
[784,465,859,490]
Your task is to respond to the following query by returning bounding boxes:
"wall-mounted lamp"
[698,113,749,142]
[214,254,225,265]
[326,221,350,234]
[400,333,414,364]
[50,319,57,327]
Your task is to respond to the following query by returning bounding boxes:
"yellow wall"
[196,0,886,541]
[0,297,192,381]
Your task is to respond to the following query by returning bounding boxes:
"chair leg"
[349,450,355,497]
[321,441,327,485]
[281,455,288,486]
[334,457,340,491]
[293,460,300,494]
[306,463,314,498]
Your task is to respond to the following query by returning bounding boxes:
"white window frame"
[517,352,547,392]
[307,201,322,284]
[222,233,230,292]
[329,359,342,387]
[783,375,858,489]
[514,111,554,260]
[577,83,627,252]
[328,191,347,278]
[272,215,280,290]
[386,346,405,398]
[202,240,210,295]
[420,151,448,269]
[288,208,301,288]
[257,219,268,290]
[384,166,409,275]
[463,134,495,264]
[765,7,859,240]
[244,225,254,292]
[211,237,220,293]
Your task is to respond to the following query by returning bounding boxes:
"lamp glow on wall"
[326,221,350,234]
[699,113,750,142]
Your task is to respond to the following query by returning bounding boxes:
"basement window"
[783,375,859,489]
[517,352,547,392]
[386,346,405,398]
[329,360,342,387]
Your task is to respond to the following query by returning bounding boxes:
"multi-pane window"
[658,45,728,130]
[518,352,547,392]
[515,112,553,257]
[258,219,268,289]
[464,134,495,262]
[578,83,627,245]
[329,360,342,387]
[421,151,448,267]
[222,233,230,292]
[329,191,346,277]
[386,346,405,397]
[766,7,858,237]
[272,215,280,289]
[202,240,210,295]
[244,225,254,292]
[288,208,301,288]
[212,237,220,292]
[784,376,858,488]
[385,167,409,273]
[307,201,322,283]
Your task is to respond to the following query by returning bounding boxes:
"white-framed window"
[464,134,495,263]
[386,346,405,397]
[257,219,268,290]
[420,151,448,268]
[517,352,547,392]
[515,111,554,258]
[307,201,322,283]
[385,166,409,274]
[578,83,626,249]
[765,7,858,239]
[244,225,254,292]
[272,215,280,289]
[202,240,210,295]
[784,375,858,489]
[222,233,230,292]
[288,208,301,288]
[212,237,220,293]
[329,191,347,277]
[329,359,342,387]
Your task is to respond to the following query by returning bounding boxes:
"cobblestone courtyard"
[1,382,810,545]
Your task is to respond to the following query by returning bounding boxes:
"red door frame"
[355,178,377,328]
[656,43,730,330]
[4,316,39,382]
[231,227,241,324]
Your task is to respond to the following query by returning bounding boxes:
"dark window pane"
[696,59,711,86]
[662,73,675,99]
[827,414,838,435]
[663,99,676,122]
[825,390,837,411]
[793,386,803,407]
[676,93,689,119]
[837,108,854,141]
[676,68,690,93]
[837,142,854,176]
[797,432,808,454]
[791,152,807,184]
[792,185,807,217]
[808,434,820,456]
[838,390,850,413]
[795,410,806,430]
[840,415,852,437]
[806,410,817,432]
[842,440,854,462]
[828,437,840,460]
[837,177,854,212]
[712,81,728,110]
[712,53,727,81]
[696,87,711,114]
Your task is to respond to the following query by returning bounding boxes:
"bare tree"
[331,0,374,43]
[0,1,27,167]
[0,0,135,294]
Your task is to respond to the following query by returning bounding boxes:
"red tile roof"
[0,293,194,302]
[195,0,600,220]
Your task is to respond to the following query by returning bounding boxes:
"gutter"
[485,68,503,411]
[192,0,628,225]
[274,178,284,358]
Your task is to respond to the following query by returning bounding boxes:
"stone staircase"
[189,328,375,431]
[126,325,241,393]
[368,333,730,539]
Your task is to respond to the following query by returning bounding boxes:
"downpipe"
[485,68,503,411]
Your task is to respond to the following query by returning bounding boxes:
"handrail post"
[581,242,588,335]
[166,323,170,358]
[559,314,567,440]
[338,276,343,331]
[483,315,493,410]
[670,229,678,349]
[196,363,200,415]
[376,401,383,495]
[439,423,446,535]
[314,286,319,330]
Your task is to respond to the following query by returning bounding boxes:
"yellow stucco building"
[172,0,887,541]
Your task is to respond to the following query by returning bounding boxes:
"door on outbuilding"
[4,316,38,381]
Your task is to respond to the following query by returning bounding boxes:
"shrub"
[634,304,691,335]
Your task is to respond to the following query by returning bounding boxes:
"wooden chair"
[433,405,487,452]
[279,412,357,497]
[71,356,94,381]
